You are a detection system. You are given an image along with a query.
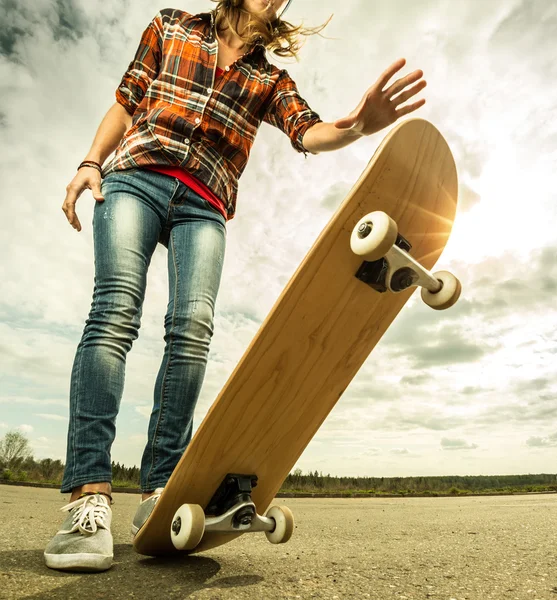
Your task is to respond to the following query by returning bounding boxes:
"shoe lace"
[58,494,111,535]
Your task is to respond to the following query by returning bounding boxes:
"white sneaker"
[131,487,164,536]
[44,493,113,572]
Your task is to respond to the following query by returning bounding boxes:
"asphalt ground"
[0,485,555,600]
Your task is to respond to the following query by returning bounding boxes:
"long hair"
[210,0,334,61]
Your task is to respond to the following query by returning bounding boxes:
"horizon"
[1,436,556,481]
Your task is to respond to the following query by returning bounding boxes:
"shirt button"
[207,88,212,95]
[225,66,230,71]
[194,117,201,124]
[184,139,190,144]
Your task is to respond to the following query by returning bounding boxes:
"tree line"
[282,469,557,495]
[1,430,556,495]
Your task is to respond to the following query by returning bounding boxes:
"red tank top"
[143,66,228,220]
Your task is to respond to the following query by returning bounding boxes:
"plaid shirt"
[102,8,323,219]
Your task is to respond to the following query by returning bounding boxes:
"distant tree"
[0,430,33,469]
[39,458,64,480]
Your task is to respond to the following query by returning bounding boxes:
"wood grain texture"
[133,118,458,556]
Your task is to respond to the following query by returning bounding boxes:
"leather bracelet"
[78,161,103,176]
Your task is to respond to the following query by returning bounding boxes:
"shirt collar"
[193,9,266,57]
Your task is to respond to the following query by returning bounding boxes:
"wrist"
[78,160,103,177]
[340,126,363,140]
[83,152,104,165]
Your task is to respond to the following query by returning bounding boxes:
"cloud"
[390,448,410,455]
[396,411,464,432]
[400,374,433,386]
[441,438,478,451]
[362,447,381,456]
[18,424,33,433]
[34,413,68,421]
[514,378,551,394]
[463,247,557,318]
[460,386,490,396]
[480,401,557,426]
[0,395,67,408]
[459,183,482,213]
[381,301,495,370]
[526,433,557,448]
[320,181,351,211]
[135,405,152,419]
[409,335,487,369]
[489,0,557,83]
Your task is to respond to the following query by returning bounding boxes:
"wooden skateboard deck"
[133,118,458,556]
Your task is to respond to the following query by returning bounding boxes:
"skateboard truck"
[204,474,274,533]
[170,473,294,550]
[351,211,461,310]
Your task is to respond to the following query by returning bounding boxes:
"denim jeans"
[60,168,226,493]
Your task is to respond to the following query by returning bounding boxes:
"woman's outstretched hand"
[62,168,105,232]
[334,58,427,137]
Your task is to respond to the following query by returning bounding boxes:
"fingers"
[62,185,82,232]
[376,58,407,91]
[391,79,427,107]
[395,98,426,117]
[92,182,105,202]
[379,62,427,119]
[62,169,105,232]
[385,69,425,99]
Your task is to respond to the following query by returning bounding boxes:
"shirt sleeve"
[115,11,164,117]
[262,69,323,157]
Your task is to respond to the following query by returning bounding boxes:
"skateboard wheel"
[421,271,462,310]
[264,505,294,544]
[350,211,398,261]
[170,503,205,551]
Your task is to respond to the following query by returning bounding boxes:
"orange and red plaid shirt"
[102,8,323,220]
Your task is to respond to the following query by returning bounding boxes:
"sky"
[0,0,556,479]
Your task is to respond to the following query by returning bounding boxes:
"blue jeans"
[60,168,226,493]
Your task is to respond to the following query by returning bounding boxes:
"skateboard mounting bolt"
[357,222,372,238]
[171,516,182,534]
[235,505,255,526]
[391,267,419,292]
[401,274,413,288]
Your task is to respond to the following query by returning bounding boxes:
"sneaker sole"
[44,552,113,572]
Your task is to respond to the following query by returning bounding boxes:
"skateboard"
[133,118,460,556]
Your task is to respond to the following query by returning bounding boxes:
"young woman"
[47,0,426,572]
